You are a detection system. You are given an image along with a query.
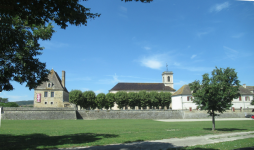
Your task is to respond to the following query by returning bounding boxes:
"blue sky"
[2,0,254,102]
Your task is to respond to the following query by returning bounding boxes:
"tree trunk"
[212,111,215,131]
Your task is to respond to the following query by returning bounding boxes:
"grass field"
[0,119,254,150]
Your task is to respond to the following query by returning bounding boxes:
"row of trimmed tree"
[69,90,172,110]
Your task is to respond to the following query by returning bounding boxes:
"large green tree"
[105,93,115,110]
[96,93,107,109]
[115,91,128,109]
[160,92,172,109]
[0,0,152,92]
[128,92,139,109]
[150,91,160,109]
[83,91,96,109]
[69,90,84,107]
[189,67,240,131]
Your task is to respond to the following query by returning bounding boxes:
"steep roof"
[109,83,176,92]
[239,86,253,95]
[246,86,254,92]
[173,85,191,96]
[35,69,68,92]
[173,85,253,96]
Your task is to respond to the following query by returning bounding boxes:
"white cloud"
[210,2,230,13]
[191,55,197,59]
[140,57,163,69]
[224,46,239,60]
[197,30,211,37]
[232,33,244,38]
[98,73,121,84]
[119,6,127,13]
[144,46,151,50]
[94,90,105,95]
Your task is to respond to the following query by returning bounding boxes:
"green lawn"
[0,119,253,150]
[169,138,254,150]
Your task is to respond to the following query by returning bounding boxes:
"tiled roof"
[35,69,68,92]
[173,85,191,96]
[173,85,253,96]
[109,83,176,91]
[239,86,253,95]
[246,86,254,92]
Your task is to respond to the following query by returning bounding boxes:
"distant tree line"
[0,97,19,107]
[69,90,172,110]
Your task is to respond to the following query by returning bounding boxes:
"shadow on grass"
[123,139,144,143]
[0,133,118,150]
[203,128,247,131]
[168,148,218,150]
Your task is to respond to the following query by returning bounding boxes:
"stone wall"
[77,110,183,119]
[1,107,253,120]
[77,110,254,120]
[1,107,76,120]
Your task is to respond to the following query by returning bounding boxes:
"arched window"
[168,76,170,82]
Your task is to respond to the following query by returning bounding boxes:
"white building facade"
[172,85,254,110]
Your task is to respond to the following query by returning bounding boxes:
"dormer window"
[48,83,51,87]
[168,76,170,82]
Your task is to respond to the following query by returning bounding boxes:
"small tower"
[162,71,174,88]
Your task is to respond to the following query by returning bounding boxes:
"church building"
[34,69,70,108]
[109,71,176,94]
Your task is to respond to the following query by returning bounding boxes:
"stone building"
[109,71,176,110]
[34,69,70,108]
[172,84,254,110]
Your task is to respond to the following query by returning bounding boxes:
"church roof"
[35,69,68,92]
[109,83,176,92]
[173,85,191,96]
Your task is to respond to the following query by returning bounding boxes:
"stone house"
[34,69,70,108]
[172,84,254,110]
[109,71,176,110]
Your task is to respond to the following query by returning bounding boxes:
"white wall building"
[172,85,254,110]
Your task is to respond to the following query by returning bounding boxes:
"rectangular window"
[191,97,193,101]
[45,102,47,104]
[44,92,47,97]
[239,96,241,101]
[187,96,189,101]
[51,92,54,97]
[50,102,53,105]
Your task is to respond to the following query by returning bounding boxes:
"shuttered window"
[239,96,241,101]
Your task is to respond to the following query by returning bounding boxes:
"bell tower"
[162,71,173,88]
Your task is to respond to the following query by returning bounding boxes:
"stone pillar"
[159,106,162,110]
[135,106,138,110]
[164,106,167,110]
[77,105,81,110]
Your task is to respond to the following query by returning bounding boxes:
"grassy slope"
[0,119,253,149]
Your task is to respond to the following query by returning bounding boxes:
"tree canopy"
[189,67,240,131]
[0,0,153,92]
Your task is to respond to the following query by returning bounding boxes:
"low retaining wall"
[1,107,76,120]
[1,107,253,120]
[77,110,254,120]
[183,111,254,119]
[77,110,183,119]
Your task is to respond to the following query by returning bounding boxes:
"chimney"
[62,71,65,88]
[243,84,246,88]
